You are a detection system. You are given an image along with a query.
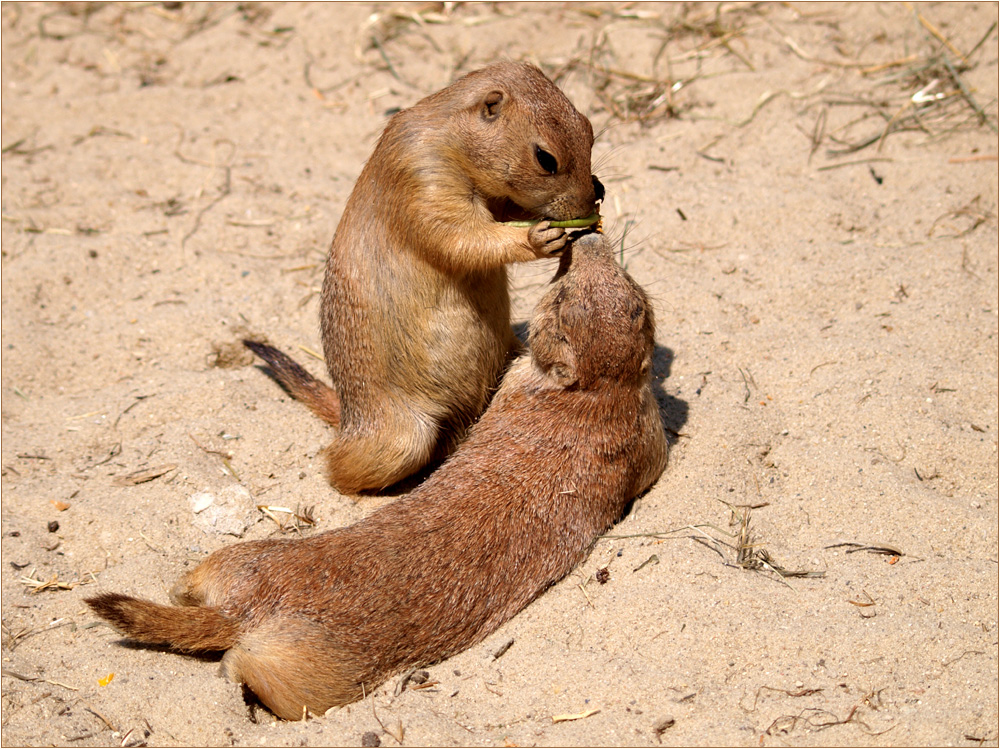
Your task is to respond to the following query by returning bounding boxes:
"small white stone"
[190,492,215,514]
[191,485,255,537]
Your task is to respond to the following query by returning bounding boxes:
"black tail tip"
[242,339,316,381]
[242,338,268,356]
[85,592,133,621]
[243,339,295,367]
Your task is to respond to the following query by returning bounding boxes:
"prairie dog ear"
[546,348,578,387]
[481,90,504,120]
[544,298,591,387]
[628,297,647,332]
[532,330,578,387]
[530,289,579,387]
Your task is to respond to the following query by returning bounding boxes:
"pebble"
[189,485,255,536]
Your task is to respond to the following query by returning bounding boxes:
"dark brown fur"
[88,232,667,721]
[246,61,602,494]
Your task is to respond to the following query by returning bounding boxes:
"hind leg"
[324,401,439,494]
[222,615,367,720]
[170,539,284,607]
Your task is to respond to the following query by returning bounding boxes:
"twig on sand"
[1,667,79,692]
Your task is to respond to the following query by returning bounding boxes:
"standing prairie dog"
[246,61,603,494]
[88,231,668,721]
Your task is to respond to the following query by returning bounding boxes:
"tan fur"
[246,61,603,493]
[88,232,667,721]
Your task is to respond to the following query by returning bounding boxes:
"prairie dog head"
[441,62,603,222]
[530,232,655,389]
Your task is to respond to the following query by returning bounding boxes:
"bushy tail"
[86,593,241,652]
[243,339,342,427]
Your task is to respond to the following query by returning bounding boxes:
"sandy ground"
[2,2,997,747]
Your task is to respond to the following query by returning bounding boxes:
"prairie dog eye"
[535,145,558,175]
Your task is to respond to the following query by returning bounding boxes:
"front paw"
[528,221,568,257]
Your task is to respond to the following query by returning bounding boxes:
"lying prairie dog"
[246,60,604,494]
[88,231,667,721]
